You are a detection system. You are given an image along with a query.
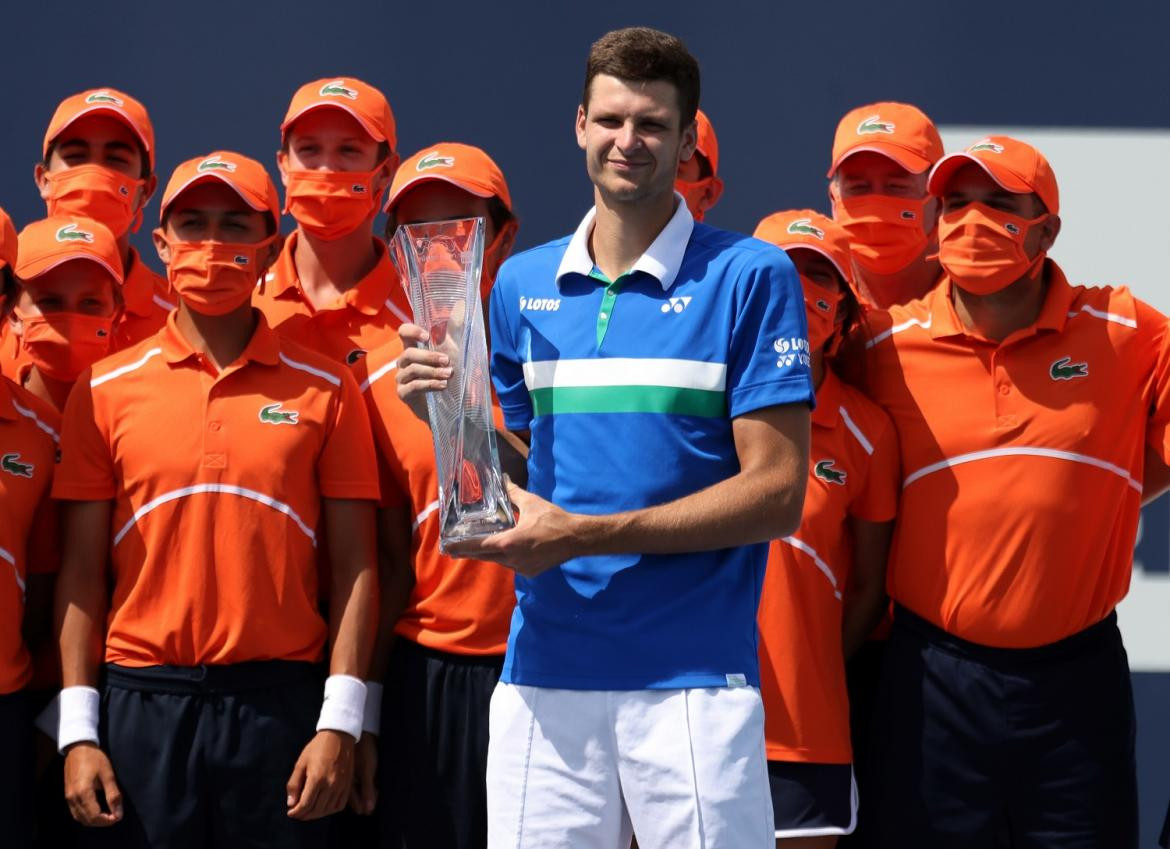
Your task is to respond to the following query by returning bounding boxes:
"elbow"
[763,474,807,540]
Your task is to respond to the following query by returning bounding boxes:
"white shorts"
[486,682,774,849]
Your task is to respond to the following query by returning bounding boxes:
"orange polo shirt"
[253,230,413,365]
[865,260,1170,648]
[53,312,379,667]
[355,342,515,656]
[759,371,898,763]
[1,248,174,381]
[0,378,60,693]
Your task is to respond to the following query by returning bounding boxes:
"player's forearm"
[367,507,416,683]
[325,500,379,679]
[570,464,806,557]
[56,562,107,688]
[842,583,887,658]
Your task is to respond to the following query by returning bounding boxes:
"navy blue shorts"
[78,661,329,849]
[0,689,34,849]
[378,639,503,849]
[871,607,1137,849]
[768,760,856,838]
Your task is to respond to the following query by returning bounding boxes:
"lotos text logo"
[774,336,811,369]
[814,459,846,485]
[197,155,236,173]
[55,223,94,243]
[417,151,455,171]
[856,114,895,135]
[519,296,561,312]
[786,218,824,240]
[319,80,359,100]
[259,403,299,425]
[1050,356,1088,381]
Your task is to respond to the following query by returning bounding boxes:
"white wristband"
[316,675,366,741]
[362,682,383,735]
[58,686,101,754]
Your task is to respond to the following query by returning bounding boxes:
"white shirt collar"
[554,193,695,291]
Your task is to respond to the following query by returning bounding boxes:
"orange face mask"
[938,202,1047,296]
[285,163,386,241]
[44,164,145,237]
[15,310,114,382]
[676,176,724,222]
[163,235,278,316]
[830,189,930,276]
[800,277,845,354]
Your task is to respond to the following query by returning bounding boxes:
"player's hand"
[64,742,123,827]
[396,323,451,422]
[348,732,378,815]
[286,730,355,821]
[446,479,578,577]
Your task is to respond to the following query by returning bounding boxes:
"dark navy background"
[2,0,1167,840]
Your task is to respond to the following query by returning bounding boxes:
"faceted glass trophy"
[391,217,515,550]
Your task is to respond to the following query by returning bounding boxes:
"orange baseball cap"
[928,135,1060,215]
[753,209,854,287]
[43,88,155,171]
[694,109,719,176]
[0,207,17,272]
[15,216,123,285]
[159,152,281,226]
[384,143,512,215]
[827,102,942,177]
[281,77,397,149]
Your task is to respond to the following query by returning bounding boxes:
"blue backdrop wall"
[2,0,1167,841]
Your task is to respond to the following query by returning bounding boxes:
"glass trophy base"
[438,462,515,552]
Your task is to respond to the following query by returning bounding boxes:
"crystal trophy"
[391,217,515,550]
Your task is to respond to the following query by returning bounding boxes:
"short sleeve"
[1142,301,1170,462]
[488,265,533,431]
[52,372,117,501]
[849,414,900,523]
[318,368,382,501]
[727,247,816,419]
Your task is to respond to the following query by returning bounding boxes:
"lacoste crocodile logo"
[259,403,299,425]
[197,155,236,173]
[319,80,358,100]
[968,139,1005,154]
[85,91,124,106]
[1050,357,1088,381]
[786,218,824,240]
[417,151,455,171]
[55,223,94,243]
[856,115,895,135]
[1,453,33,478]
[815,459,846,485]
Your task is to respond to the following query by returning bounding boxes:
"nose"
[615,121,640,153]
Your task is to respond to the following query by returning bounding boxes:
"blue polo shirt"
[489,198,814,690]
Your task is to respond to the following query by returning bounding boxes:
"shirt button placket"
[204,389,228,470]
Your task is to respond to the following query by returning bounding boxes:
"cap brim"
[383,173,496,214]
[280,102,385,143]
[47,106,152,161]
[827,143,932,178]
[927,152,1031,198]
[776,243,853,288]
[16,253,122,286]
[161,173,268,219]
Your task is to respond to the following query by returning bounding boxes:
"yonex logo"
[56,223,94,243]
[417,151,455,171]
[786,218,824,240]
[814,459,846,485]
[968,139,1005,154]
[1,453,34,479]
[856,115,895,135]
[85,90,124,106]
[197,155,236,173]
[661,296,692,314]
[774,336,811,369]
[259,403,299,425]
[319,80,359,100]
[519,296,561,312]
[1050,357,1088,381]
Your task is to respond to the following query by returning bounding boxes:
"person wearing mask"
[675,109,723,221]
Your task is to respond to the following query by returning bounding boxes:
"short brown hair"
[582,27,700,128]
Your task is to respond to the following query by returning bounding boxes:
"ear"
[8,311,22,337]
[137,174,159,210]
[923,195,941,236]
[701,176,725,214]
[373,152,399,194]
[678,119,698,164]
[259,235,284,273]
[1038,214,1061,253]
[486,221,519,278]
[152,227,172,266]
[34,162,50,201]
[575,105,588,151]
[276,149,290,187]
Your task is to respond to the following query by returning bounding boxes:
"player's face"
[159,182,272,245]
[42,114,146,178]
[282,109,382,173]
[940,163,1053,258]
[14,262,118,318]
[576,75,697,206]
[835,151,926,200]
